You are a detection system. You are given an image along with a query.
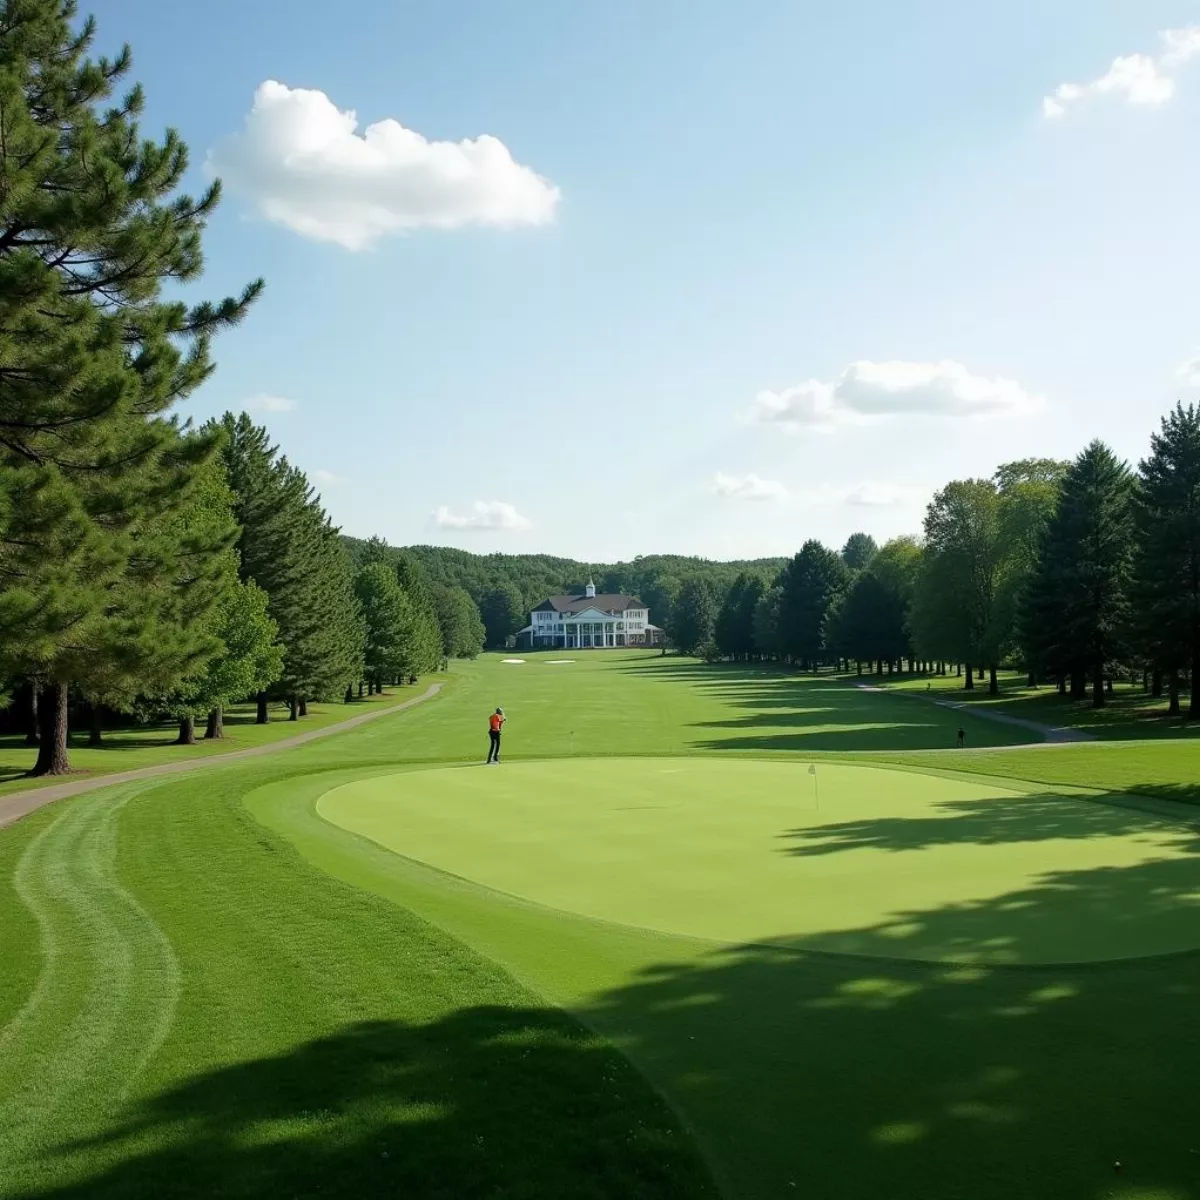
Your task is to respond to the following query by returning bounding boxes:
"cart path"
[856,683,1097,745]
[0,683,445,831]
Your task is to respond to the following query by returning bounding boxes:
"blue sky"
[104,0,1200,561]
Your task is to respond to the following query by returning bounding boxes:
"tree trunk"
[24,684,39,747]
[1169,669,1181,715]
[1057,676,1066,695]
[289,695,299,721]
[359,680,365,698]
[257,691,269,724]
[89,703,103,746]
[299,697,308,717]
[1190,649,1200,719]
[956,663,962,677]
[30,683,70,777]
[345,684,354,704]
[1106,677,1114,695]
[964,664,974,691]
[1091,662,1106,709]
[1026,669,1036,688]
[1152,668,1163,697]
[205,707,224,739]
[176,715,197,745]
[989,665,998,695]
[1070,671,1087,700]
[855,661,862,676]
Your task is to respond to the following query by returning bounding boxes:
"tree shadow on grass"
[9,1004,715,1200]
[779,791,1200,858]
[581,853,1200,1199]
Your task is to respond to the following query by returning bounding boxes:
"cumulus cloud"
[246,393,297,413]
[1043,27,1200,118]
[713,472,789,502]
[434,500,532,532]
[1177,356,1200,387]
[209,81,561,250]
[752,360,1040,433]
[843,483,929,508]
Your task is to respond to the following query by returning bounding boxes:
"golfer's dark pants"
[488,730,501,762]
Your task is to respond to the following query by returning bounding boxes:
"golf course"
[2,651,1199,1200]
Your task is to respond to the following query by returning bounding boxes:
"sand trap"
[501,658,526,664]
[545,659,576,665]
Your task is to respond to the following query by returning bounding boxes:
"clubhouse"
[515,581,664,650]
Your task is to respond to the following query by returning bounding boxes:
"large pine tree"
[0,1,261,772]
[1026,441,1134,708]
[778,540,849,670]
[1135,403,1200,717]
[218,414,363,719]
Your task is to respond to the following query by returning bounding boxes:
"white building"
[516,581,663,650]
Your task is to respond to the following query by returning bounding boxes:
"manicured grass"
[0,688,419,799]
[3,650,1200,1200]
[319,758,1200,963]
[882,667,1200,740]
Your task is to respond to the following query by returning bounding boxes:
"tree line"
[689,413,1199,719]
[0,5,484,774]
[385,544,787,649]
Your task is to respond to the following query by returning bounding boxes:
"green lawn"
[3,651,1199,1200]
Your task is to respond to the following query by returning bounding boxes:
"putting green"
[317,758,1200,965]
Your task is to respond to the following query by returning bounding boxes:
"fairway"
[319,758,1200,965]
[6,653,1200,1200]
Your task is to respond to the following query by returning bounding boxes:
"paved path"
[857,683,1097,745]
[0,683,445,832]
[928,697,1096,743]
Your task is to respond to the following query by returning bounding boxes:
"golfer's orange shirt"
[489,713,504,732]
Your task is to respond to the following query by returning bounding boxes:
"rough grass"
[3,651,1199,1200]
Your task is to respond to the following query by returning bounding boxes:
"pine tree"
[1135,403,1200,717]
[430,584,485,659]
[1026,442,1134,708]
[778,540,850,670]
[0,1,260,772]
[218,414,363,719]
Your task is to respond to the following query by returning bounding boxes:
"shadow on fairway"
[15,1006,715,1200]
[577,844,1200,1199]
[620,660,1029,751]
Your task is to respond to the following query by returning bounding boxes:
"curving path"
[0,683,444,832]
[856,683,1096,745]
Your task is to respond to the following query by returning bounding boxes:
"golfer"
[956,725,965,748]
[487,707,506,764]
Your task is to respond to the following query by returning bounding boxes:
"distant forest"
[342,539,784,649]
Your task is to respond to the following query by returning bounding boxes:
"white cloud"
[1043,27,1200,118]
[246,393,297,414]
[713,472,789,502]
[434,500,532,532]
[752,360,1040,432]
[209,81,561,250]
[1177,356,1200,387]
[844,483,928,508]
[311,469,342,486]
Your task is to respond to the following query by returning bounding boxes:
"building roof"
[534,593,647,614]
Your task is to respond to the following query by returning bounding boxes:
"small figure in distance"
[956,725,965,748]
[487,707,506,764]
